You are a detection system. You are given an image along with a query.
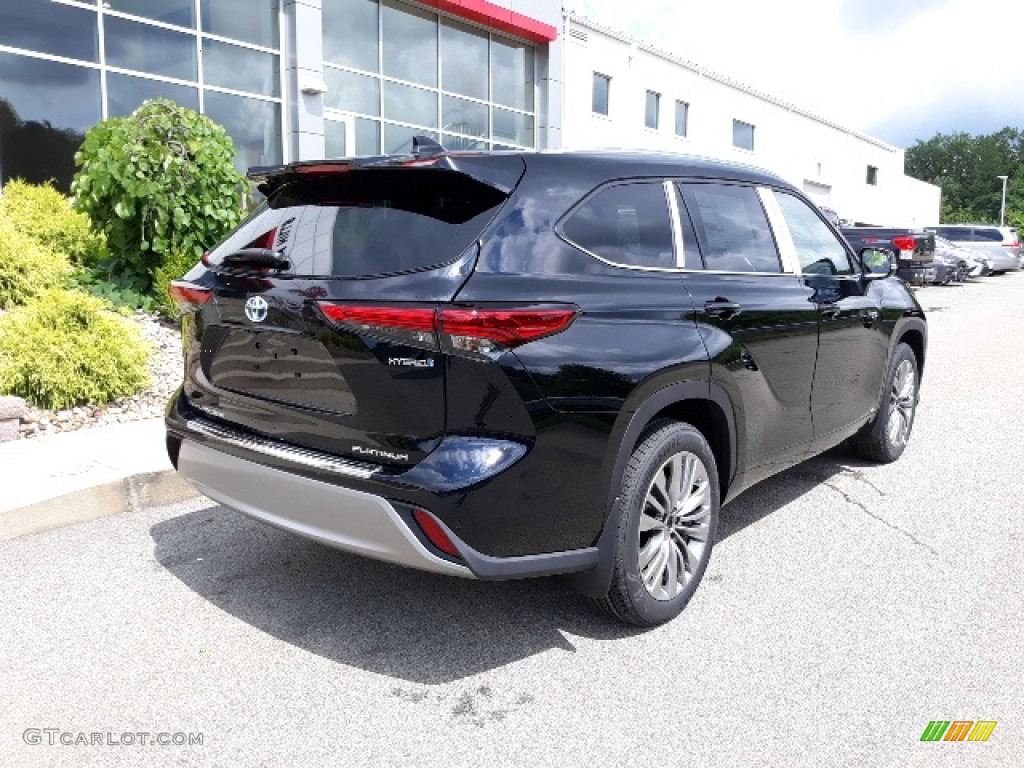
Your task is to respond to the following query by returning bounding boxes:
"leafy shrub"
[0,288,150,409]
[72,268,158,315]
[152,248,201,318]
[0,220,71,308]
[72,99,245,292]
[0,178,107,266]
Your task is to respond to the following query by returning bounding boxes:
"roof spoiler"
[248,136,525,197]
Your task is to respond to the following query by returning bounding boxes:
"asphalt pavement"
[1,272,1022,767]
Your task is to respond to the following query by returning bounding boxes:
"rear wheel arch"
[567,382,737,599]
[898,327,926,377]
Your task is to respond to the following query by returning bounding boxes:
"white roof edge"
[567,13,901,154]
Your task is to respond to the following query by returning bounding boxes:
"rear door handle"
[705,299,742,319]
[819,303,841,320]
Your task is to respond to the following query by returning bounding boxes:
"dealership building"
[0,0,939,226]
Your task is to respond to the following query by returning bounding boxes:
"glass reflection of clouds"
[400,437,527,492]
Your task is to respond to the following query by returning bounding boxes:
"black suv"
[165,147,926,626]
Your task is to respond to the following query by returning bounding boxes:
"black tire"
[594,420,720,627]
[848,342,919,463]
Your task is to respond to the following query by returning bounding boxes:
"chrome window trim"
[758,187,801,274]
[664,179,686,268]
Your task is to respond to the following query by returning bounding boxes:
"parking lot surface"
[2,274,1022,767]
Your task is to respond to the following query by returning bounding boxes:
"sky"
[568,0,1024,148]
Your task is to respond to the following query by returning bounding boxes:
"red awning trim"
[416,0,558,44]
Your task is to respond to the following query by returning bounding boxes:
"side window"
[975,228,1003,242]
[679,183,781,272]
[562,182,675,268]
[774,191,854,275]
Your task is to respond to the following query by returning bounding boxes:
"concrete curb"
[0,470,199,542]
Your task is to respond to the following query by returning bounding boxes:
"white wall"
[561,16,940,228]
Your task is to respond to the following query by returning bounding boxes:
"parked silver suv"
[924,225,1021,273]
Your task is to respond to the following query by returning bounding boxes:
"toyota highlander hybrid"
[165,145,926,626]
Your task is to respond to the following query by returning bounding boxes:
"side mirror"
[860,247,894,279]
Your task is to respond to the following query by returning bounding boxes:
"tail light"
[317,303,580,360]
[412,509,461,559]
[891,236,917,252]
[167,281,212,314]
[1003,241,1020,248]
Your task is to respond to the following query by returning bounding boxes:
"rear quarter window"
[974,228,1003,242]
[560,182,676,269]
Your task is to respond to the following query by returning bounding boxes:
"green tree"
[906,128,1024,224]
[71,99,245,292]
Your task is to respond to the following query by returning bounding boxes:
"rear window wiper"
[217,248,290,272]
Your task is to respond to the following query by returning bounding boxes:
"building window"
[645,90,660,130]
[733,119,755,151]
[323,0,537,156]
[675,100,688,137]
[0,0,284,191]
[866,165,878,185]
[593,73,610,115]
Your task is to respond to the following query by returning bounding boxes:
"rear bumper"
[166,394,600,580]
[178,439,474,577]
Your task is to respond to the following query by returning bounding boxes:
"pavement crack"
[822,480,940,557]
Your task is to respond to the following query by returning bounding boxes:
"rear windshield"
[206,170,508,277]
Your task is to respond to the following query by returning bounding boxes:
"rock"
[0,396,28,421]
[56,411,72,423]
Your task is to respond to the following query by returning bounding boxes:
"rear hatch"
[174,154,524,466]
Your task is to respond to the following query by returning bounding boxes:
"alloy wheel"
[886,359,916,448]
[638,451,712,601]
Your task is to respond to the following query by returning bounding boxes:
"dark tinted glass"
[775,192,852,275]
[593,74,610,115]
[211,172,507,276]
[107,72,199,117]
[0,53,101,193]
[733,120,754,150]
[930,226,972,240]
[324,0,379,71]
[202,39,279,96]
[681,183,781,272]
[105,16,197,81]
[563,183,675,268]
[202,0,279,48]
[0,1,98,62]
[107,0,195,28]
[975,228,1003,241]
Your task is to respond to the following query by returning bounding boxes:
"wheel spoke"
[638,533,662,571]
[669,454,684,505]
[639,512,663,533]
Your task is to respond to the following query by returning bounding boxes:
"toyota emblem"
[245,296,269,323]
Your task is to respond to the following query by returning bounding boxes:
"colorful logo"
[920,720,997,742]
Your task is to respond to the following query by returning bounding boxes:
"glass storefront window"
[203,39,280,97]
[382,123,437,155]
[382,81,437,129]
[381,0,437,87]
[324,0,379,72]
[204,91,281,171]
[355,117,380,156]
[492,107,534,147]
[0,52,101,192]
[442,95,487,138]
[441,19,488,101]
[201,0,279,49]
[106,0,195,29]
[104,16,196,82]
[0,1,98,63]
[107,72,199,117]
[491,37,534,112]
[325,120,347,158]
[442,134,488,151]
[324,68,380,117]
